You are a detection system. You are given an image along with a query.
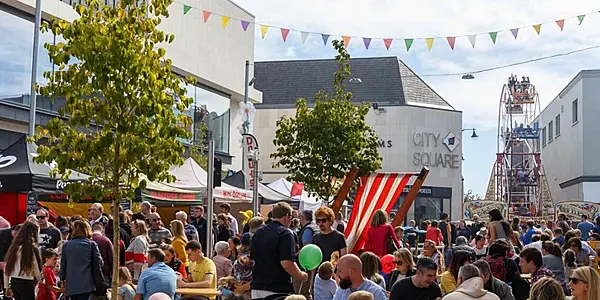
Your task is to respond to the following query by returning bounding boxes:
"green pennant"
[577,14,586,25]
[489,32,498,44]
[404,39,414,51]
[183,4,191,15]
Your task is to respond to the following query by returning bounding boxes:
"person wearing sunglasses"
[36,208,61,252]
[313,206,348,265]
[568,266,600,300]
[386,248,416,291]
[148,212,172,248]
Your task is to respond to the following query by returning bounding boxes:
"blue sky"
[234,0,600,196]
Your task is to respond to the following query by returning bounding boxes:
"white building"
[0,0,262,170]
[252,57,464,222]
[534,70,600,202]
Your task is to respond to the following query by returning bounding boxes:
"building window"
[548,121,553,142]
[572,99,578,124]
[542,127,547,147]
[555,114,561,137]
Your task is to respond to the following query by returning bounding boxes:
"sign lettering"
[377,139,392,148]
[411,132,459,169]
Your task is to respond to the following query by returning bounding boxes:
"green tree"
[463,189,483,202]
[31,0,192,296]
[270,40,382,203]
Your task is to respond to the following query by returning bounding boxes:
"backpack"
[488,256,507,282]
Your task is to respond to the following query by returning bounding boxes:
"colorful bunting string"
[177,2,600,52]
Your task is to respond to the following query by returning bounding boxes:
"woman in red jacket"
[364,210,400,257]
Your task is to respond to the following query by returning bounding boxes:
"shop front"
[392,185,453,225]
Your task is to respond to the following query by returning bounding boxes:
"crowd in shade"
[0,201,599,300]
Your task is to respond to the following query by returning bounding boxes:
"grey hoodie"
[442,277,500,300]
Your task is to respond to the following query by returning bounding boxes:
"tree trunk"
[111,197,120,300]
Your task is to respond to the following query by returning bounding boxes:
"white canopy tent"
[267,178,322,211]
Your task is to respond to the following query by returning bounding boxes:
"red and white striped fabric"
[344,173,413,253]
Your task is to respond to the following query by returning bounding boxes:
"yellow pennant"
[260,25,269,38]
[533,24,541,35]
[221,16,230,29]
[425,38,435,51]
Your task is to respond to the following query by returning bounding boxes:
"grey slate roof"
[253,56,455,110]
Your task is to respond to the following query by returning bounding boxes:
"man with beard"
[332,254,387,300]
[389,257,442,300]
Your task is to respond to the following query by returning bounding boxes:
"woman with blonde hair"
[170,219,188,265]
[125,220,149,280]
[364,209,400,257]
[418,239,445,275]
[530,277,565,300]
[567,266,600,300]
[386,248,416,290]
[359,251,386,290]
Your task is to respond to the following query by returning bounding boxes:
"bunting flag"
[221,16,230,29]
[446,37,456,50]
[181,3,597,53]
[556,20,565,31]
[202,10,211,23]
[383,38,393,50]
[183,4,191,15]
[425,38,434,51]
[260,25,269,38]
[510,28,519,39]
[404,39,414,51]
[322,34,330,45]
[240,20,250,31]
[281,28,290,42]
[301,31,309,44]
[342,36,351,48]
[468,34,476,48]
[363,37,372,50]
[489,32,498,44]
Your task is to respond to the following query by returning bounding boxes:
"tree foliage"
[463,189,483,202]
[270,40,382,203]
[31,0,192,296]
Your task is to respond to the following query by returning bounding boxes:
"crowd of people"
[0,201,599,300]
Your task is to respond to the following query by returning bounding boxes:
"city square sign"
[412,131,460,169]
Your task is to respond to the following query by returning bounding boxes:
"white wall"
[254,105,464,218]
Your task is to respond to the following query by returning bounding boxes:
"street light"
[349,77,362,84]
[462,74,474,80]
[462,128,478,140]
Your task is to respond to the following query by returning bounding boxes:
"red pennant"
[280,28,290,42]
[446,37,456,50]
[383,38,393,50]
[202,10,211,23]
[556,20,565,31]
[290,182,304,198]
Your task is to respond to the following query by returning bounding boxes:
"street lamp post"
[28,0,43,136]
[461,128,478,202]
[462,128,478,140]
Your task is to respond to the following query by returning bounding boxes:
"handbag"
[386,225,399,255]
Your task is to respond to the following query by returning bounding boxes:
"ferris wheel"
[495,75,552,218]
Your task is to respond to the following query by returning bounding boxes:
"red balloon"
[381,254,395,274]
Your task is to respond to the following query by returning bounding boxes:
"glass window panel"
[0,9,33,98]
[414,197,442,225]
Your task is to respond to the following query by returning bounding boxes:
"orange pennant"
[446,37,456,50]
[202,10,211,23]
[342,36,351,48]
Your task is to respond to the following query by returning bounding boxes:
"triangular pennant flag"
[300,31,309,44]
[383,38,393,50]
[556,20,565,31]
[533,24,541,35]
[425,38,434,51]
[280,28,290,42]
[446,37,456,50]
[321,34,330,46]
[260,25,269,39]
[577,14,586,25]
[404,39,414,51]
[489,32,498,44]
[202,10,211,23]
[183,4,191,15]
[363,37,372,50]
[342,36,351,48]
[221,16,230,29]
[240,20,250,31]
[510,28,519,39]
[468,34,477,48]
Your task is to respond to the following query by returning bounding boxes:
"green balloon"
[299,244,323,270]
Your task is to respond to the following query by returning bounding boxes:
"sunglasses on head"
[569,277,586,284]
[316,218,329,224]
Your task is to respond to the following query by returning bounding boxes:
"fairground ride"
[481,75,554,219]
